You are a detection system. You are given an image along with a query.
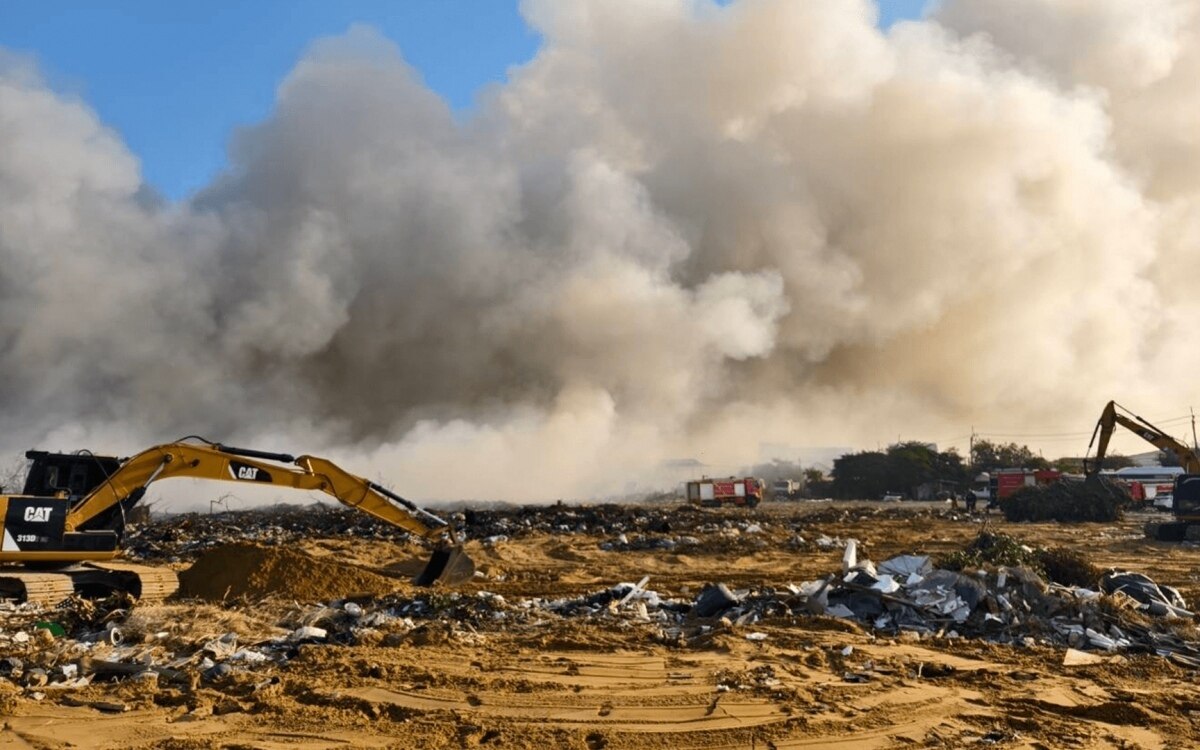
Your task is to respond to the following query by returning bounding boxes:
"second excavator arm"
[62,439,473,585]
[1085,401,1200,476]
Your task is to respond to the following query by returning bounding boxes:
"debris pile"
[125,501,973,564]
[939,532,1100,588]
[1001,477,1130,523]
[703,537,1200,667]
[124,505,426,561]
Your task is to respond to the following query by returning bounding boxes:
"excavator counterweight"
[0,439,474,603]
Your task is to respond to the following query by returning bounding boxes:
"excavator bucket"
[413,545,475,587]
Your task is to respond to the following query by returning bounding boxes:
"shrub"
[1000,477,1129,523]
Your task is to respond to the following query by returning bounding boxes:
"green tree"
[971,439,1050,470]
[885,442,938,494]
[742,459,805,486]
[832,451,892,499]
[831,443,967,499]
[1052,454,1133,473]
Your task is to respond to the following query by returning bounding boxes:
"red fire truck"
[993,468,1063,499]
[685,477,764,508]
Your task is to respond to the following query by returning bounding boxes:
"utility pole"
[1192,407,1197,452]
[969,428,975,471]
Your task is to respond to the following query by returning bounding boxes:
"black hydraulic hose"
[213,443,296,464]
[367,481,448,528]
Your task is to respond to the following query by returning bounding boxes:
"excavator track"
[77,561,180,602]
[0,563,179,605]
[0,570,77,605]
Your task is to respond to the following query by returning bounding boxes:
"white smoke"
[2,1,1198,501]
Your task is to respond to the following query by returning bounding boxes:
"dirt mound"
[178,543,399,602]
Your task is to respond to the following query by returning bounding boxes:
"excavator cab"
[1149,475,1200,541]
[22,451,121,501]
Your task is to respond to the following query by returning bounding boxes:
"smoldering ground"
[2,0,1199,500]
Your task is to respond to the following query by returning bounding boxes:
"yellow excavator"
[1085,401,1200,541]
[0,438,474,603]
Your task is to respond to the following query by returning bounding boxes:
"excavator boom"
[1085,401,1200,539]
[1086,401,1200,475]
[0,438,474,602]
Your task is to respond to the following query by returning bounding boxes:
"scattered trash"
[1100,571,1192,618]
[0,499,1196,741]
[757,538,1200,662]
[692,584,742,618]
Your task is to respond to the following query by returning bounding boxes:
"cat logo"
[23,507,53,523]
[228,461,272,483]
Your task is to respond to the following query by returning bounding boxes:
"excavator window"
[68,464,89,497]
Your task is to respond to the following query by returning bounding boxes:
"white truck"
[772,479,800,500]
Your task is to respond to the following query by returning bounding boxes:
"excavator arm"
[55,439,472,585]
[1085,401,1200,476]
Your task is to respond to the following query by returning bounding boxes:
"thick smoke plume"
[2,0,1199,500]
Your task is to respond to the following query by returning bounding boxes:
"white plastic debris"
[827,604,856,618]
[745,632,768,641]
[878,555,932,579]
[290,626,328,641]
[619,576,651,606]
[842,540,858,573]
[952,603,972,623]
[871,574,900,594]
[230,649,270,664]
[200,632,238,658]
[344,602,363,617]
[1086,628,1117,651]
[841,646,854,656]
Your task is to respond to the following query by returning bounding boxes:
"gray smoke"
[2,1,1198,500]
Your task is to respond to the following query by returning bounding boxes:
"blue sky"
[0,0,927,201]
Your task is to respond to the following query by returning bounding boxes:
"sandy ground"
[3,501,1199,749]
